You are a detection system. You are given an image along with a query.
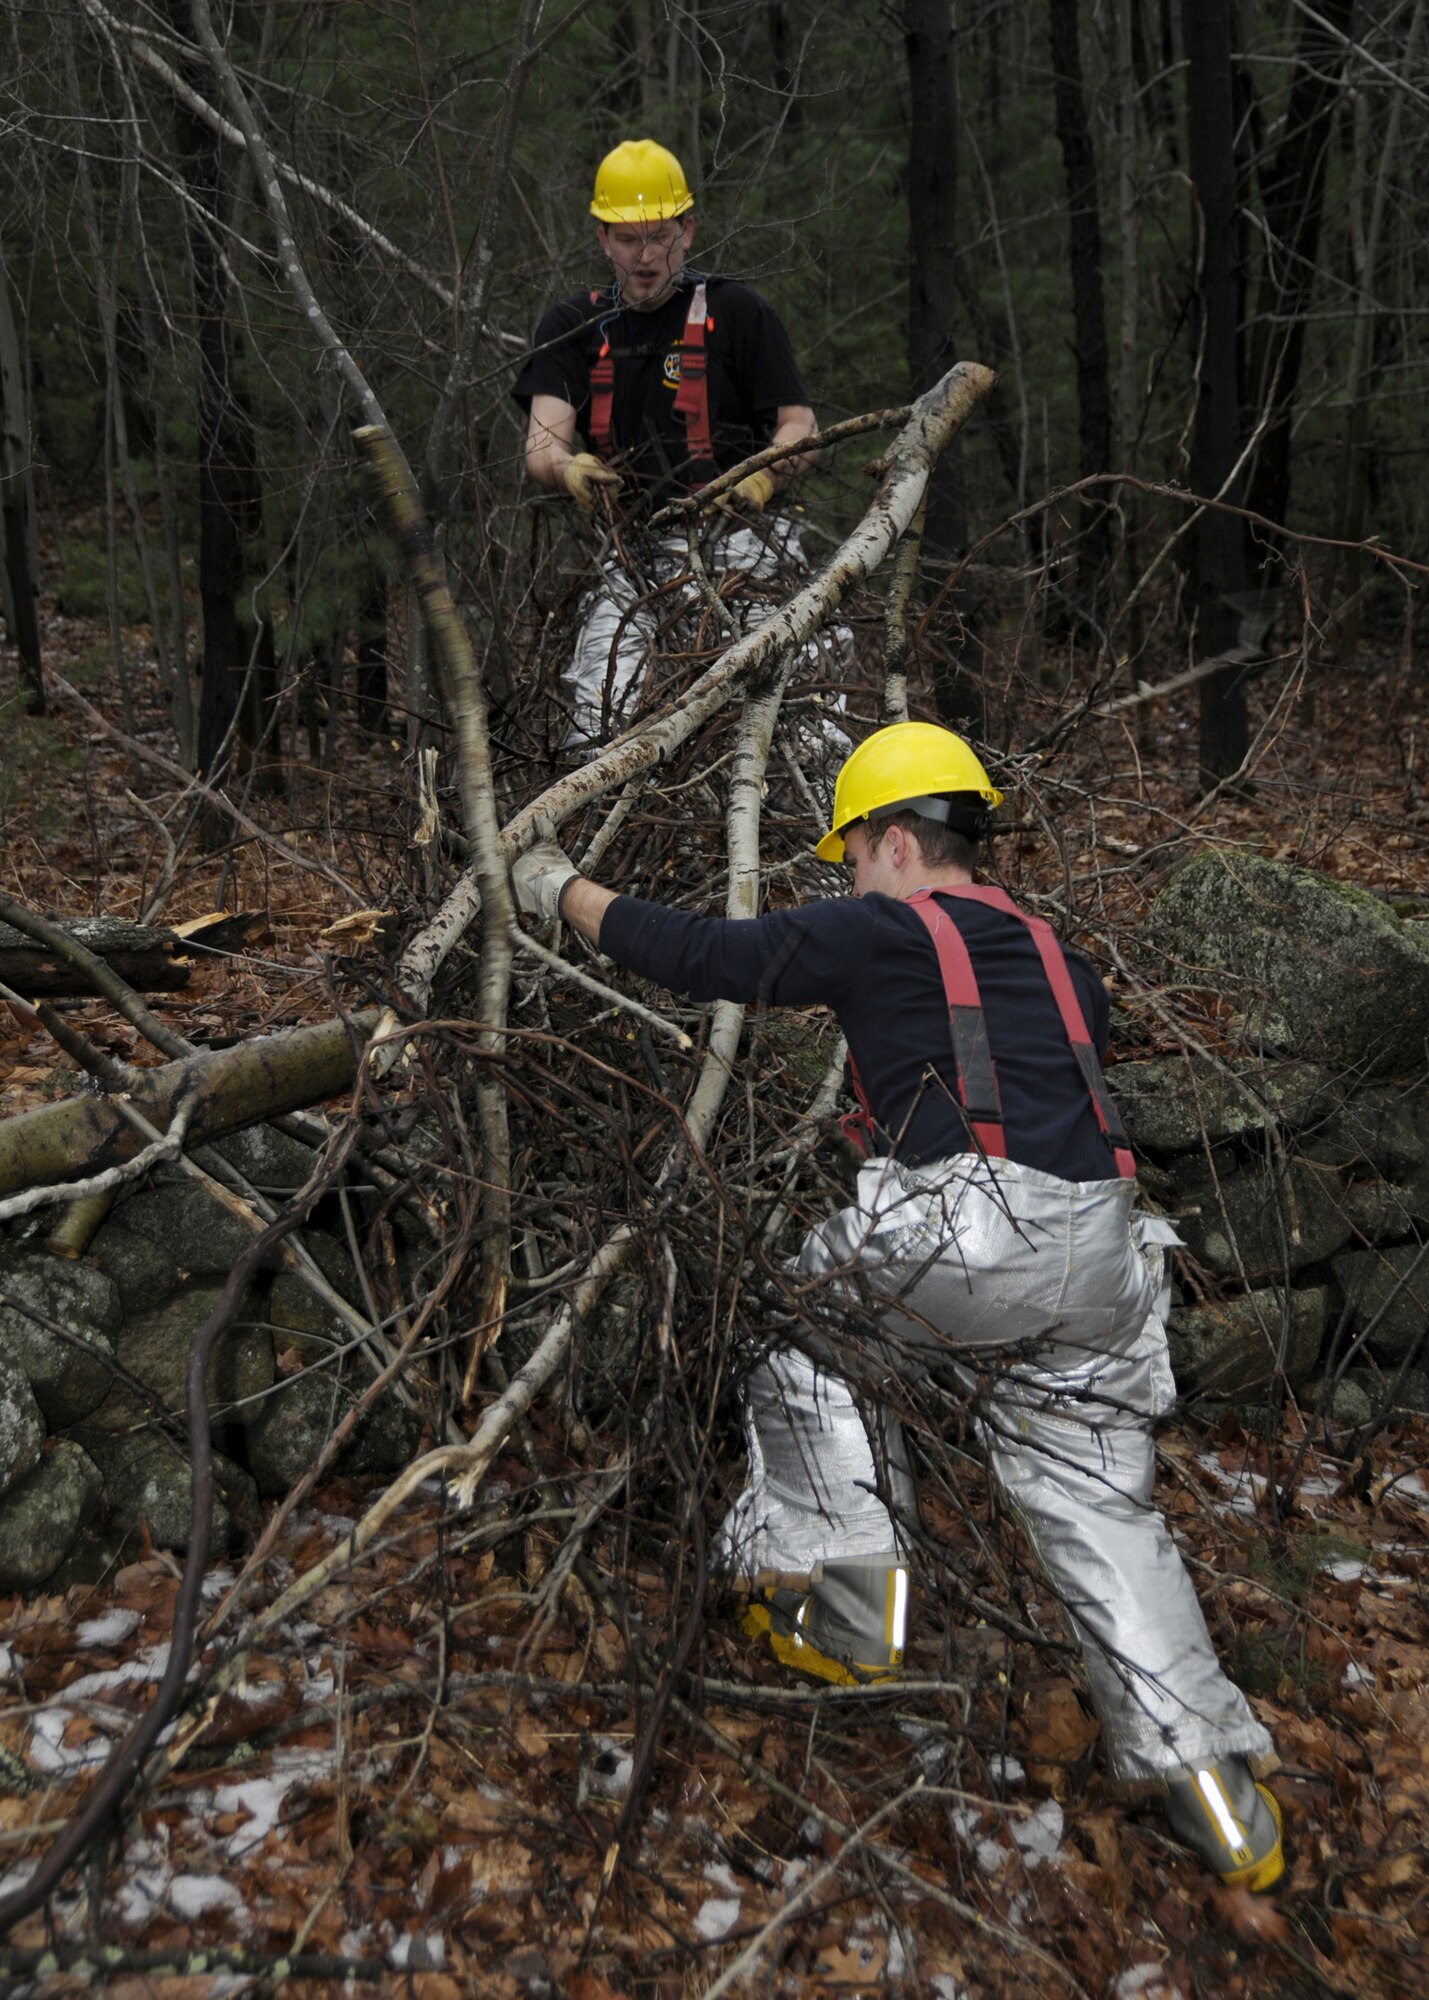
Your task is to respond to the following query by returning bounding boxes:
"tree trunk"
[1183,0,1249,787]
[166,4,243,781]
[902,0,981,733]
[0,241,43,716]
[1243,0,1353,532]
[1330,0,1422,663]
[1048,0,1113,626]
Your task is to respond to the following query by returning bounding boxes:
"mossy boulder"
[88,1285,273,1432]
[0,1441,103,1589]
[0,1250,121,1424]
[1174,1160,1353,1281]
[1168,1284,1327,1394]
[245,1371,348,1494]
[77,1431,256,1556]
[0,1350,46,1501]
[266,1268,352,1365]
[88,1218,181,1316]
[1144,851,1429,1077]
[1110,1054,1329,1158]
[114,1183,281,1281]
[1330,1244,1429,1363]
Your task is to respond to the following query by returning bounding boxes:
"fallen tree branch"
[0,1011,376,1198]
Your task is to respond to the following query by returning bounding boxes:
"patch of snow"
[28,1707,112,1775]
[694,1896,741,1940]
[949,1806,1006,1877]
[587,1736,633,1798]
[930,1975,971,2000]
[703,1859,739,1895]
[1010,1798,1064,1865]
[988,1754,1025,1785]
[887,1927,907,1978]
[1296,1473,1341,1501]
[211,1749,328,1858]
[55,1641,172,1705]
[0,1644,15,1677]
[799,1812,824,1847]
[170,1873,242,1919]
[1113,1963,1185,2000]
[1323,1557,1367,1583]
[115,1867,163,1926]
[390,1932,445,1969]
[1342,1660,1375,1689]
[781,1856,808,1891]
[74,1608,141,1648]
[201,1568,235,1599]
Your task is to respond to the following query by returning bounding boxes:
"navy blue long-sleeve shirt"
[600,889,1119,1181]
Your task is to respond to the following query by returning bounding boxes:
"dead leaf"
[1023,1677,1100,1793]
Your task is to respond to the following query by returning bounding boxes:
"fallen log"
[0,1011,378,1198]
[0,917,192,994]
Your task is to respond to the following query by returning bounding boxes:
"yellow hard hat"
[816,721,1003,862]
[590,139,694,223]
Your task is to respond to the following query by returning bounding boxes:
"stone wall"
[0,1126,420,1592]
[1,847,1425,1593]
[1119,849,1429,1427]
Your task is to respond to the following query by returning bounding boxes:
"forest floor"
[0,581,1427,2000]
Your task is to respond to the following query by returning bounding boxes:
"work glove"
[511,818,581,926]
[563,452,623,511]
[728,468,776,513]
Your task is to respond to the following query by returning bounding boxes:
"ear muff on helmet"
[866,793,995,843]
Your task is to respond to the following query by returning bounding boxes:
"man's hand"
[511,819,581,926]
[563,452,623,511]
[728,468,776,513]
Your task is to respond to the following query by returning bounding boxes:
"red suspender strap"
[904,895,1011,1162]
[840,1055,877,1157]
[907,886,1137,1180]
[587,290,614,459]
[671,281,715,482]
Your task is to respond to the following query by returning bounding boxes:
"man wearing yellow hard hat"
[512,716,1284,1892]
[513,140,822,751]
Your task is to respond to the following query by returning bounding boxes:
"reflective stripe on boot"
[741,1558,908,1686]
[1163,1759,1285,1892]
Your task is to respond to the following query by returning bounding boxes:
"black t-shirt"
[512,275,809,501]
[600,889,1120,1181]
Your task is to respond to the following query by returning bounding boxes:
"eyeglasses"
[603,221,686,250]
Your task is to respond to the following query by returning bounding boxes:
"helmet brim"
[591,195,695,223]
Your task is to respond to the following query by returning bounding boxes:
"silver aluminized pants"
[565,520,848,754]
[721,1154,1275,1786]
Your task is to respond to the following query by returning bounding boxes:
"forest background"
[1,3,1428,1998]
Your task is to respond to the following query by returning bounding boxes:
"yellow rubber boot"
[741,1559,909,1686]
[1163,1759,1285,1891]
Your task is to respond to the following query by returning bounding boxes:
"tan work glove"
[511,818,581,926]
[563,452,623,511]
[729,468,776,512]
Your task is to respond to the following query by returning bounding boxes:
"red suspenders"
[671,282,715,479]
[585,282,714,485]
[587,289,616,459]
[841,887,1136,1180]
